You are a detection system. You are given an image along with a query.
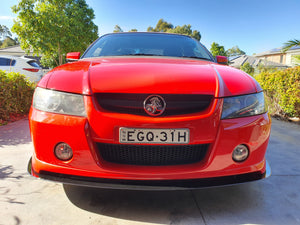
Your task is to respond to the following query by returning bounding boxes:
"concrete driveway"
[0,118,300,225]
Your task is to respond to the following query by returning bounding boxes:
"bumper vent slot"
[97,143,209,166]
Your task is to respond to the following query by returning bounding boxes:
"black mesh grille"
[95,93,213,116]
[97,143,209,166]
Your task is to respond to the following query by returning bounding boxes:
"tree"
[147,19,201,41]
[226,46,246,57]
[113,26,137,32]
[12,0,98,67]
[240,62,254,75]
[113,25,123,33]
[282,39,300,52]
[1,37,17,48]
[147,19,173,32]
[210,42,226,57]
[167,24,201,41]
[0,25,12,40]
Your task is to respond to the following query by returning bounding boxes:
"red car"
[28,32,271,189]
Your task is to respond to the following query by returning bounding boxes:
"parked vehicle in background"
[0,55,43,82]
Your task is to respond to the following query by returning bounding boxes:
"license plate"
[119,128,190,144]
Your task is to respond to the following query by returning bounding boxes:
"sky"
[1,0,300,55]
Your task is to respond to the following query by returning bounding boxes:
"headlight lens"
[33,87,86,117]
[221,92,266,119]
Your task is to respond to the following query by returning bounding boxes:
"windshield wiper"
[179,56,211,61]
[122,53,163,56]
[118,54,211,61]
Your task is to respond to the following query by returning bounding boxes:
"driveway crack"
[191,190,207,225]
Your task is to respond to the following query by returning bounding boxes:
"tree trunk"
[58,42,62,65]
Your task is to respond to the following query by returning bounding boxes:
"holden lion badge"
[143,95,166,116]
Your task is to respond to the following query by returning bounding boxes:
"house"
[254,46,300,67]
[229,55,288,70]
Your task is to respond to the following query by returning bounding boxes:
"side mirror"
[66,52,81,62]
[216,55,228,65]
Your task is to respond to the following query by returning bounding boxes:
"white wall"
[286,49,300,66]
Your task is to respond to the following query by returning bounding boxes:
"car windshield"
[82,33,213,61]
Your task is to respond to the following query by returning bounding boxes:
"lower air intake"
[97,143,209,166]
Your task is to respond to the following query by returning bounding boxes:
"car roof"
[0,55,36,60]
[19,56,37,62]
[0,55,17,59]
[0,55,39,65]
[102,32,195,39]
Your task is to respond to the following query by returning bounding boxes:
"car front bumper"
[28,157,271,190]
[28,98,271,189]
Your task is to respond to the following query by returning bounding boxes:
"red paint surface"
[29,56,271,182]
[43,57,258,97]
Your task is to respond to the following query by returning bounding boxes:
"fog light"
[54,143,73,161]
[232,144,249,162]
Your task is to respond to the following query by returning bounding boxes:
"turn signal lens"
[54,143,73,161]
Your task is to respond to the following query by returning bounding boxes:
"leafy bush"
[255,63,280,74]
[240,62,254,76]
[255,66,300,117]
[0,70,35,125]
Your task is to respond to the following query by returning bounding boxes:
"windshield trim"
[82,32,214,62]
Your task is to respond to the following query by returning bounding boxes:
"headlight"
[221,92,266,119]
[33,87,86,117]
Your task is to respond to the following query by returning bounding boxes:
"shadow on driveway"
[63,183,265,225]
[62,119,300,225]
[0,119,31,147]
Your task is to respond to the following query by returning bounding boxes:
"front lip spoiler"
[27,157,271,190]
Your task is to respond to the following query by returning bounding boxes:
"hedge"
[0,70,36,125]
[255,66,300,118]
[1,67,299,125]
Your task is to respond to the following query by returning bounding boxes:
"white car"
[0,55,43,82]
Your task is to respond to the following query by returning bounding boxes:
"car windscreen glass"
[83,33,212,61]
[27,61,40,68]
[0,57,12,66]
